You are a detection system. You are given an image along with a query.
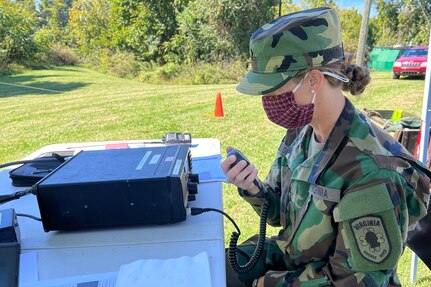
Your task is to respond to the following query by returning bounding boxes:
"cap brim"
[236,70,298,95]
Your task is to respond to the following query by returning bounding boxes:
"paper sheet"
[190,141,220,158]
[115,252,212,287]
[192,155,227,183]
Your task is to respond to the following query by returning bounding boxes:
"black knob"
[188,182,198,194]
[189,173,199,183]
[188,194,196,201]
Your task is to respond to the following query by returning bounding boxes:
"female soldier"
[222,7,431,287]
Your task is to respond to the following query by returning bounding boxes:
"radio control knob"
[189,173,199,183]
[187,182,198,194]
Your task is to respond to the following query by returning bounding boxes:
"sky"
[336,0,378,16]
[293,0,378,17]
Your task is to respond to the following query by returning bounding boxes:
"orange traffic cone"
[214,92,224,117]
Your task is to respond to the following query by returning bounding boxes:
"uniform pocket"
[333,182,402,272]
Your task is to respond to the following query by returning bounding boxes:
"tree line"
[0,0,430,82]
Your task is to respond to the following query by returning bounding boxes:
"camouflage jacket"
[241,98,431,286]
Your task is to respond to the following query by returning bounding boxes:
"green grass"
[0,67,430,285]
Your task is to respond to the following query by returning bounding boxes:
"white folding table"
[0,138,226,287]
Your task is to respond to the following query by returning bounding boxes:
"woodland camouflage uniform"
[228,7,431,287]
[228,98,431,286]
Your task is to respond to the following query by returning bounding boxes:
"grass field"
[0,66,430,285]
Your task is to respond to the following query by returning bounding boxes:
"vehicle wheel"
[392,73,400,79]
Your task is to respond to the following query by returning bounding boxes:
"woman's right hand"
[221,146,260,195]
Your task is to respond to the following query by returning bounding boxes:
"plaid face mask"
[261,74,315,129]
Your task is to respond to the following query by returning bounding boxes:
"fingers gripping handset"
[227,148,251,168]
[226,148,266,195]
[225,148,271,274]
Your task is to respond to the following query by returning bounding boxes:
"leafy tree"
[215,0,276,59]
[338,8,362,53]
[278,0,300,16]
[39,0,74,28]
[401,0,431,45]
[7,0,431,78]
[374,0,400,46]
[68,0,112,53]
[367,17,379,49]
[0,0,38,67]
[299,0,337,9]
[14,0,36,12]
[372,0,430,47]
[166,0,276,63]
[165,0,236,63]
[110,0,182,62]
[38,0,74,45]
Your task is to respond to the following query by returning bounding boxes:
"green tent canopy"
[368,47,407,71]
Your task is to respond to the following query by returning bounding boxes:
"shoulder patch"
[334,182,403,271]
[350,215,390,263]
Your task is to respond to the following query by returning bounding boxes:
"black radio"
[35,144,199,231]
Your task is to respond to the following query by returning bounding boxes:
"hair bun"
[343,64,371,96]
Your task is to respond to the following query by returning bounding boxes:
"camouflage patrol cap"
[237,7,344,95]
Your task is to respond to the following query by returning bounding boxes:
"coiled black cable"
[228,196,270,273]
[190,178,272,274]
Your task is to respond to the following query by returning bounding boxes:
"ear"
[307,69,324,91]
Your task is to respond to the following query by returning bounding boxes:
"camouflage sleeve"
[238,131,299,227]
[238,154,283,226]
[239,130,301,226]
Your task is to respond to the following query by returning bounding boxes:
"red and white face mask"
[262,74,315,129]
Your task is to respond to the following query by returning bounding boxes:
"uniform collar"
[288,97,355,184]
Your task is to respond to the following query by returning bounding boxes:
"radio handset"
[226,148,271,273]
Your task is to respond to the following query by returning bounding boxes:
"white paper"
[192,155,227,182]
[190,141,220,158]
[115,252,212,287]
